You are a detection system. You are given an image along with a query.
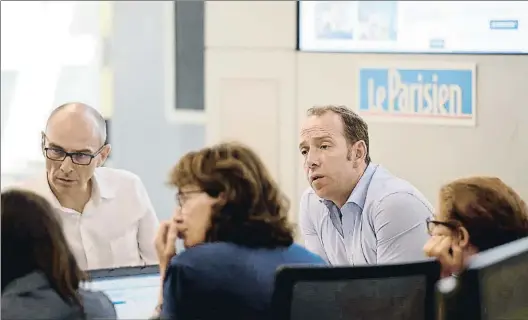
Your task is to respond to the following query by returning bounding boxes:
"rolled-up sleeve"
[299,190,329,262]
[373,192,433,264]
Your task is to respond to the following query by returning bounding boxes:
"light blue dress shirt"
[299,163,433,265]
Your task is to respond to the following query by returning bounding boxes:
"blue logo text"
[359,68,474,118]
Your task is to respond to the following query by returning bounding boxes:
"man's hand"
[423,235,464,278]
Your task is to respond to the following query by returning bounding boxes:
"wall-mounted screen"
[298,1,528,54]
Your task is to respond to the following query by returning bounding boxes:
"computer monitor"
[83,265,160,319]
[437,237,528,320]
[272,260,440,320]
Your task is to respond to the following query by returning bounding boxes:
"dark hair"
[169,142,294,249]
[439,176,528,251]
[307,105,371,164]
[1,189,87,307]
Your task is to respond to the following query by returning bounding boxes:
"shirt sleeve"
[135,179,160,264]
[299,190,329,263]
[373,192,433,264]
[160,263,183,320]
[161,261,196,320]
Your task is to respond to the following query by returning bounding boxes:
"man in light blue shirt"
[298,105,433,265]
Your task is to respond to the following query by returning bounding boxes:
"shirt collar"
[345,163,378,209]
[321,163,378,210]
[92,169,116,200]
[41,168,116,209]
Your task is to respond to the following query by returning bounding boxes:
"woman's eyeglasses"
[426,217,459,235]
[175,190,203,207]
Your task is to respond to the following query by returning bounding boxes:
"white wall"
[111,2,205,220]
[205,2,298,221]
[205,1,528,222]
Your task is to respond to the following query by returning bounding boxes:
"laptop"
[83,265,160,319]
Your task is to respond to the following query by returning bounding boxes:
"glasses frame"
[42,132,106,166]
[44,145,105,166]
[175,190,203,207]
[426,217,459,236]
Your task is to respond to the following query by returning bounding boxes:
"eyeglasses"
[175,190,203,207]
[44,145,105,166]
[426,217,459,236]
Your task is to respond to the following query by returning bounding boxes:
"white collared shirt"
[11,167,160,270]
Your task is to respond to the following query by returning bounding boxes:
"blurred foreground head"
[1,189,86,304]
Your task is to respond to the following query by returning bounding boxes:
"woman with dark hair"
[423,176,528,277]
[1,189,116,319]
[153,142,326,320]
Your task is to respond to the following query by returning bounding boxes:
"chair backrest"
[272,260,440,320]
[437,237,528,320]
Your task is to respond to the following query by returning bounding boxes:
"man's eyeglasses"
[175,190,203,207]
[426,217,459,236]
[44,145,105,166]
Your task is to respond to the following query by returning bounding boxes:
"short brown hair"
[307,105,371,164]
[169,142,294,248]
[439,176,528,251]
[1,189,87,307]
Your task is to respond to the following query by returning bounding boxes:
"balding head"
[46,102,107,145]
[42,102,111,196]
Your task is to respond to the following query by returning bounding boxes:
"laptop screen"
[83,268,160,319]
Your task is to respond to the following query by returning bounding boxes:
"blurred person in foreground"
[299,105,433,265]
[424,176,528,277]
[12,102,159,269]
[153,142,326,320]
[1,189,116,319]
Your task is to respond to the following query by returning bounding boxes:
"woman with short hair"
[154,142,326,320]
[423,176,528,277]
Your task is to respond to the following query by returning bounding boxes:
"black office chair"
[272,260,440,320]
[437,237,528,320]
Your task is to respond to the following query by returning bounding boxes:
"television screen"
[298,1,528,54]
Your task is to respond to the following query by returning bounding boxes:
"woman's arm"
[152,221,179,319]
[155,263,168,314]
[157,262,190,320]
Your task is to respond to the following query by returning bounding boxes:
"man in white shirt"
[298,105,433,265]
[14,102,159,270]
